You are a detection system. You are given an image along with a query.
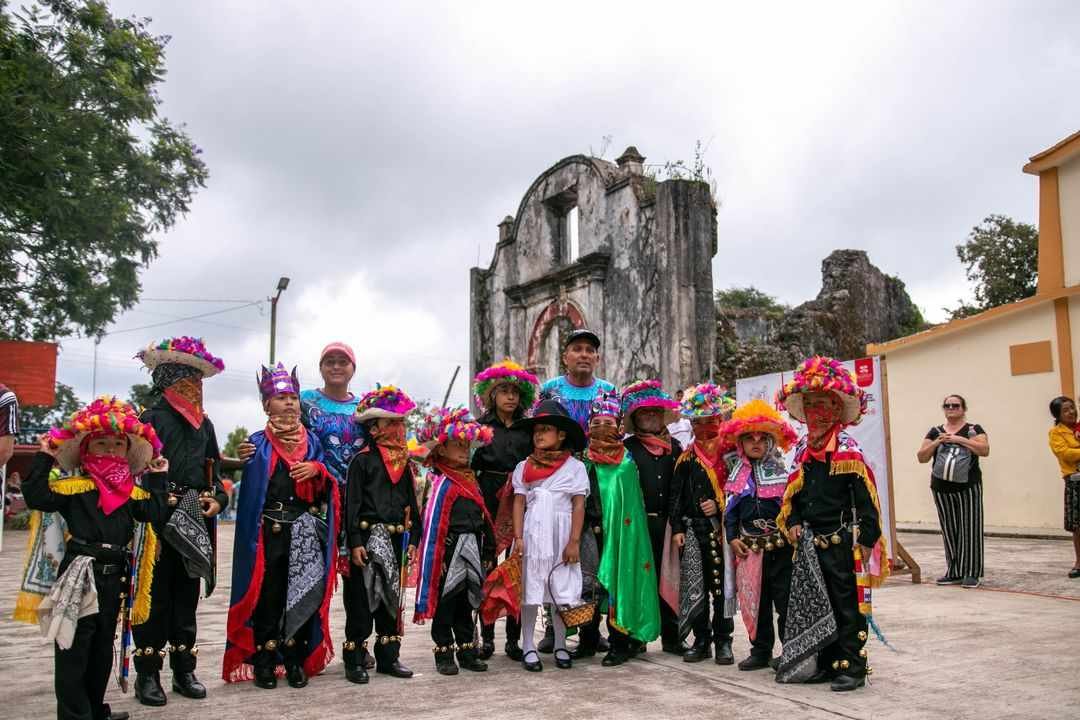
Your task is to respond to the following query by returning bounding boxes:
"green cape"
[588,453,661,643]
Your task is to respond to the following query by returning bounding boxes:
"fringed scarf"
[266,412,307,461]
[634,430,672,458]
[522,449,572,484]
[163,376,205,429]
[372,423,409,484]
[587,426,625,465]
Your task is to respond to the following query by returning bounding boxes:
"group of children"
[19,333,889,720]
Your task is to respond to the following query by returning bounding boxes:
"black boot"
[170,645,207,699]
[134,672,167,707]
[343,641,369,684]
[831,674,866,692]
[434,647,458,675]
[285,664,308,688]
[479,624,495,659]
[714,639,734,666]
[683,640,712,663]
[738,652,772,671]
[504,639,524,661]
[282,639,308,688]
[661,641,688,656]
[252,656,276,690]
[102,704,129,720]
[457,643,488,672]
[374,636,413,678]
[601,650,629,667]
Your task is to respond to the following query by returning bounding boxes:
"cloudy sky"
[54,0,1080,438]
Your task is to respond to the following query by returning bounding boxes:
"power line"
[102,301,263,335]
[139,298,258,304]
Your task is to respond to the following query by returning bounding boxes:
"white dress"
[512,456,590,606]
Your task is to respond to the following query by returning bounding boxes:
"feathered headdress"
[472,360,539,414]
[415,406,494,454]
[776,356,867,426]
[620,379,678,433]
[719,399,798,451]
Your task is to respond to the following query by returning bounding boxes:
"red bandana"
[81,453,135,516]
[434,459,494,527]
[806,424,840,463]
[691,419,724,471]
[523,449,571,484]
[163,377,205,429]
[635,431,673,457]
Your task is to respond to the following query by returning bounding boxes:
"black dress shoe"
[345,665,369,684]
[172,672,207,699]
[103,704,129,720]
[661,642,687,656]
[135,672,167,707]
[601,651,629,667]
[376,660,414,678]
[434,652,459,676]
[738,653,771,671]
[569,643,597,660]
[478,641,495,660]
[522,650,543,672]
[682,643,712,663]
[538,626,555,654]
[554,649,573,669]
[505,640,524,661]
[254,666,277,689]
[285,664,308,688]
[714,640,734,665]
[831,673,866,692]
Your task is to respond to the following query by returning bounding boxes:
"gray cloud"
[53,0,1080,437]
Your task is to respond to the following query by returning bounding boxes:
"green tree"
[715,286,787,315]
[0,0,208,341]
[17,381,81,443]
[221,426,249,458]
[948,214,1038,320]
[128,382,157,412]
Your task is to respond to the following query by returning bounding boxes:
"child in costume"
[344,385,422,683]
[24,398,170,720]
[775,356,889,692]
[619,379,684,655]
[470,360,537,660]
[583,392,661,667]
[669,383,737,665]
[510,399,589,671]
[719,399,798,671]
[414,407,497,675]
[223,364,339,690]
[132,336,228,706]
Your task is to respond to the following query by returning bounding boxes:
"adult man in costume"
[133,337,228,706]
[344,385,422,683]
[223,363,338,690]
[776,356,889,692]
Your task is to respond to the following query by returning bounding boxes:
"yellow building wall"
[1071,295,1080,398]
[1060,155,1080,287]
[884,303,1063,529]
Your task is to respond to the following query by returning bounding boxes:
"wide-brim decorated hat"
[415,406,494,458]
[136,336,224,378]
[588,391,622,422]
[678,383,735,419]
[512,399,587,452]
[620,379,678,433]
[46,396,162,473]
[355,384,417,423]
[776,355,867,426]
[472,359,539,414]
[719,399,798,451]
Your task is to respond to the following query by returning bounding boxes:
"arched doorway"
[526,299,587,380]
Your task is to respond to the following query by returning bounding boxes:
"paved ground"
[1,527,1077,720]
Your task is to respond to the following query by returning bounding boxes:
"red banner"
[0,341,58,406]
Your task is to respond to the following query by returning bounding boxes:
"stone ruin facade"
[469,147,718,399]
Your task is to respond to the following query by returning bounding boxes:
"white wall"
[1059,155,1080,287]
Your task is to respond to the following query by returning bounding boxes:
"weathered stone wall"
[470,148,718,401]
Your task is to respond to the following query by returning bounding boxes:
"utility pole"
[441,365,461,407]
[91,334,102,396]
[269,276,290,364]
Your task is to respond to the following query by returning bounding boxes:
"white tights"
[520,604,567,657]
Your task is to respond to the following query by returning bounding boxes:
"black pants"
[132,540,200,673]
[691,520,734,645]
[647,514,680,646]
[815,537,868,677]
[431,588,476,648]
[749,546,792,658]
[55,571,121,720]
[343,538,402,666]
[252,523,315,669]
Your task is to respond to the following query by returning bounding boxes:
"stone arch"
[526,299,587,378]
